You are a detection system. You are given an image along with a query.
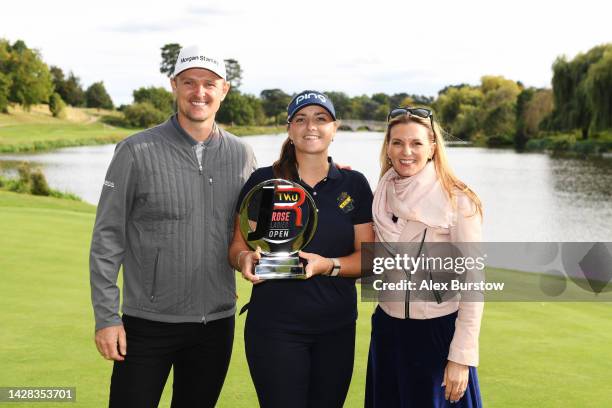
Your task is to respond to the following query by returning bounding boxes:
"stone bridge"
[337,119,386,132]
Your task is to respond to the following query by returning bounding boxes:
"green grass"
[0,105,288,153]
[0,122,133,152]
[0,105,134,152]
[1,190,611,407]
[222,125,286,137]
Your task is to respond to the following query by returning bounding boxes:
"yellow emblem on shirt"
[337,192,355,213]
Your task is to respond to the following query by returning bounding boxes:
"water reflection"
[0,131,610,242]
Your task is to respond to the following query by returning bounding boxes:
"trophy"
[238,179,318,279]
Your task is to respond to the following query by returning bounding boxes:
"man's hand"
[95,324,127,361]
[335,162,352,170]
[442,360,469,403]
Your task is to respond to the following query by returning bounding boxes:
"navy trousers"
[365,306,482,408]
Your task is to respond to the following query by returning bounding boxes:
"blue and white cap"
[287,90,336,122]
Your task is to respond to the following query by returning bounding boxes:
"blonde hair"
[379,114,483,217]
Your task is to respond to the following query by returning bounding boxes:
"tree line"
[2,39,611,152]
[0,39,114,117]
[434,43,612,150]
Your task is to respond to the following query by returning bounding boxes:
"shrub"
[30,168,51,195]
[550,134,576,153]
[123,102,166,128]
[486,134,514,147]
[100,114,128,127]
[1,162,80,200]
[49,92,67,118]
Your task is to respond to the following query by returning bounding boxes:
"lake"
[1,131,611,242]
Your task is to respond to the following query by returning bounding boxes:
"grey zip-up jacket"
[90,116,256,331]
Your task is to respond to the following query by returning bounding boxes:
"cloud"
[103,19,202,34]
[186,5,241,16]
[336,57,382,69]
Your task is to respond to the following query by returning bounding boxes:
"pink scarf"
[373,162,453,242]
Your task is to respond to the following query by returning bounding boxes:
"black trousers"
[109,314,234,408]
[244,320,356,408]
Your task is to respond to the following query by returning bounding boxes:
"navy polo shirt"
[235,159,373,333]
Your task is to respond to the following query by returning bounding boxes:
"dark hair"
[272,137,299,181]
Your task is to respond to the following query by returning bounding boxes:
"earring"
[386,157,392,165]
[289,139,294,145]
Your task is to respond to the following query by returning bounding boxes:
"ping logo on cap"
[295,92,326,106]
[287,89,336,122]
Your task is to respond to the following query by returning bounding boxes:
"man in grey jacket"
[90,45,256,407]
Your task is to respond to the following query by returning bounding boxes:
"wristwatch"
[329,258,341,277]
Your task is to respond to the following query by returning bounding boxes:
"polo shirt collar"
[326,157,341,180]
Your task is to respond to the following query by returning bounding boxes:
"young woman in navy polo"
[229,90,374,408]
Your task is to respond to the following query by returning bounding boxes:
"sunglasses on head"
[387,107,434,128]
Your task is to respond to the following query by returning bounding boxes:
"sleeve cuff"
[95,317,123,332]
[448,345,479,367]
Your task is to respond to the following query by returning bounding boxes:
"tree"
[245,94,266,125]
[412,94,434,105]
[123,102,167,128]
[0,39,53,110]
[351,95,380,120]
[437,83,472,96]
[224,59,242,90]
[50,65,85,106]
[49,92,67,118]
[434,85,483,140]
[260,89,291,124]
[479,75,521,141]
[133,86,174,116]
[325,91,352,119]
[0,71,11,113]
[374,103,390,121]
[584,47,612,132]
[399,96,415,107]
[64,72,85,106]
[0,41,11,112]
[160,43,181,77]
[85,81,114,109]
[217,91,263,125]
[515,88,554,149]
[371,92,390,106]
[50,65,65,90]
[389,93,409,108]
[550,44,612,138]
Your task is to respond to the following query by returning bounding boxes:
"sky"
[1,0,611,105]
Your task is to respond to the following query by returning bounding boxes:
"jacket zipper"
[406,229,429,318]
[192,144,203,175]
[194,150,202,175]
[429,270,443,304]
[150,248,160,302]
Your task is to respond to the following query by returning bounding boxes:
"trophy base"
[255,255,306,279]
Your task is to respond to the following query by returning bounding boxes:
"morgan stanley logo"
[180,55,219,65]
[295,93,326,106]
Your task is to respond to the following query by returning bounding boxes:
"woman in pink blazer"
[365,107,484,408]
